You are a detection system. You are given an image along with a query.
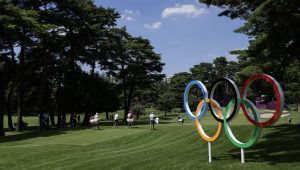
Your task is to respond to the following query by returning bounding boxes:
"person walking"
[89,112,101,130]
[113,112,119,128]
[149,112,155,130]
[127,111,134,128]
[155,116,160,124]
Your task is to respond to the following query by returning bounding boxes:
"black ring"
[209,77,240,123]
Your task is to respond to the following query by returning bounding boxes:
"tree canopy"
[199,0,300,110]
[0,0,165,136]
[102,28,165,119]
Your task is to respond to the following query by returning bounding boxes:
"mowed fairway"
[0,111,299,170]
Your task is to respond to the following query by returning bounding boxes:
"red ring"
[240,74,283,127]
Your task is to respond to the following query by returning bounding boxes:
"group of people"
[89,110,160,130]
[36,111,182,130]
[126,111,160,130]
[177,115,185,125]
[88,111,122,129]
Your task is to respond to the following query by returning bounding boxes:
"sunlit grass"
[0,108,299,170]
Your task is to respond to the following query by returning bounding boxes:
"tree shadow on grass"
[0,126,93,143]
[99,119,173,126]
[218,124,300,164]
[0,128,65,143]
[0,120,173,143]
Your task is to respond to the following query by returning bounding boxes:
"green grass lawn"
[0,109,299,170]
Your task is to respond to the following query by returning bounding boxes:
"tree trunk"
[37,46,48,129]
[6,79,15,130]
[68,27,77,116]
[62,112,66,127]
[122,84,128,122]
[38,113,43,130]
[7,42,15,130]
[56,110,61,128]
[70,112,74,127]
[180,104,184,112]
[37,38,49,127]
[55,79,63,128]
[123,105,130,122]
[297,98,300,112]
[16,33,25,132]
[82,112,91,126]
[49,112,55,126]
[0,62,7,136]
[123,87,133,122]
[106,111,109,120]
[127,88,133,112]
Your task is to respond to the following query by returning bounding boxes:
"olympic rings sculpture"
[184,74,284,149]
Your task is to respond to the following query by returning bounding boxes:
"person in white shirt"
[94,112,99,119]
[149,112,155,130]
[89,112,100,130]
[113,113,119,128]
[155,116,159,124]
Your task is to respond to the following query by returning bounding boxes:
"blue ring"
[184,80,208,120]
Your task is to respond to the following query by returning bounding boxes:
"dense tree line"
[155,57,239,114]
[0,0,164,136]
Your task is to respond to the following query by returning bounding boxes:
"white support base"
[208,142,212,163]
[241,148,245,164]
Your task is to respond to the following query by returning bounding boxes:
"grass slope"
[0,110,299,170]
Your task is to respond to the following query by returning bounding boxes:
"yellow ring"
[195,99,222,142]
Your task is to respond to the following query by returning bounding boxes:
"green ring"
[224,98,262,149]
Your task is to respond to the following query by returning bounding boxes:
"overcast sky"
[96,0,249,77]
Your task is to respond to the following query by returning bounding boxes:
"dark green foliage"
[199,0,300,111]
[101,28,165,120]
[166,57,239,112]
[0,0,165,135]
[169,72,192,110]
[190,57,239,86]
[131,104,145,119]
[156,92,176,116]
[190,62,214,86]
[198,0,264,19]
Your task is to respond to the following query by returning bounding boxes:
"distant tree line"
[155,56,240,114]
